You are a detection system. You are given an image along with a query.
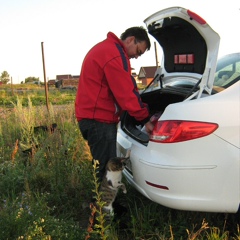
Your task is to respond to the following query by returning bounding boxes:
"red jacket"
[75,32,150,124]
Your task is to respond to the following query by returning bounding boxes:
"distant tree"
[25,76,40,83]
[0,71,10,84]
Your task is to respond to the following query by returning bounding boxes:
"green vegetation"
[0,71,10,84]
[0,84,76,108]
[24,76,40,84]
[0,85,239,239]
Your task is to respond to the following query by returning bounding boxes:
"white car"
[117,6,240,213]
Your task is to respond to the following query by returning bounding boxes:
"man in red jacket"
[75,26,154,182]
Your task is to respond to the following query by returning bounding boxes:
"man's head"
[120,26,151,59]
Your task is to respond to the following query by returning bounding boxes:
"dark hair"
[120,26,151,50]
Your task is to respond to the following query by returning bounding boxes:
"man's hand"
[144,121,154,135]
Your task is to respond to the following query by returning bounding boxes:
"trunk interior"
[120,85,196,145]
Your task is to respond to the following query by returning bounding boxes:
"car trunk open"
[120,7,220,145]
[120,85,191,144]
[147,15,207,75]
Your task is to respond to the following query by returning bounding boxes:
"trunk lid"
[144,7,220,98]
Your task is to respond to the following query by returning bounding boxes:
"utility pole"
[41,42,50,112]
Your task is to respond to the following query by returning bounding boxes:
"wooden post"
[41,42,50,112]
[11,76,14,95]
[154,42,159,67]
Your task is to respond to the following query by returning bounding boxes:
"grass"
[0,84,76,107]
[0,85,240,239]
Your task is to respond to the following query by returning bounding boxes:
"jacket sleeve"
[104,56,150,124]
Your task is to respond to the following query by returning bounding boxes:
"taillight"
[149,120,218,143]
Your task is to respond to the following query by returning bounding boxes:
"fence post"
[41,42,50,113]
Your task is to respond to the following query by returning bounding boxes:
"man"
[75,26,154,182]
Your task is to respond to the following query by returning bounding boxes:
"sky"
[0,0,239,84]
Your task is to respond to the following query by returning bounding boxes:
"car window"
[213,53,240,92]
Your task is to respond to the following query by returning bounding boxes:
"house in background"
[54,74,80,89]
[131,67,137,81]
[137,66,158,85]
[56,74,79,81]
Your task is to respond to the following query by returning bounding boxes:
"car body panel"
[118,82,240,212]
[117,79,240,212]
[118,114,239,212]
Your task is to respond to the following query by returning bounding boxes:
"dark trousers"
[78,119,117,182]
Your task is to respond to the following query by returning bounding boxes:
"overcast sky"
[0,0,239,83]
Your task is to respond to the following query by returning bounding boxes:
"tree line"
[0,71,40,84]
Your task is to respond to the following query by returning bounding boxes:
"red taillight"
[149,120,218,143]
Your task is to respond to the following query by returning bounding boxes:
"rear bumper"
[118,130,240,213]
